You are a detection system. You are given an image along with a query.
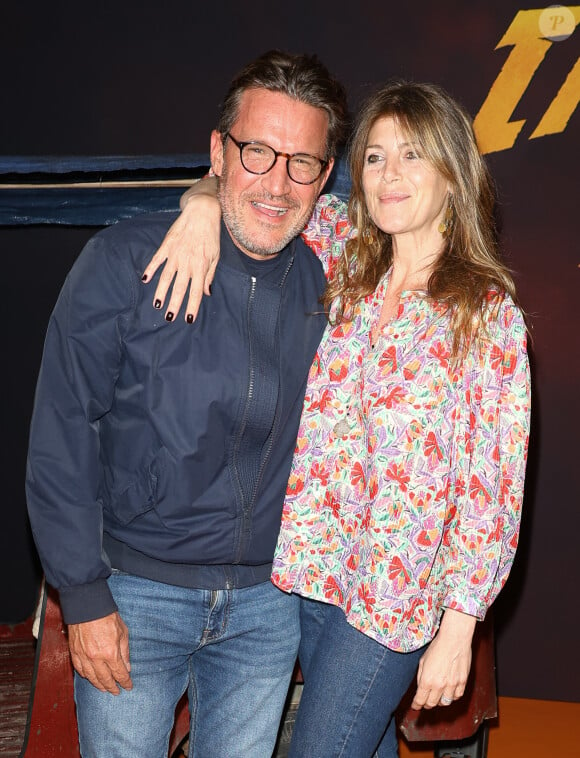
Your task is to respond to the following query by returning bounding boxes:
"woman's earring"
[438,195,455,238]
[362,226,376,246]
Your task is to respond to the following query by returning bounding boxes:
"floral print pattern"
[272,195,531,652]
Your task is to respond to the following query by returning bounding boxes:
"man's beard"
[218,184,314,258]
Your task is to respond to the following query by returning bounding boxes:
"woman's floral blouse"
[272,195,531,652]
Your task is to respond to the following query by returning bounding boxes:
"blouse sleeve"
[443,294,531,619]
[300,194,354,278]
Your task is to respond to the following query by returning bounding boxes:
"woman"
[144,81,530,757]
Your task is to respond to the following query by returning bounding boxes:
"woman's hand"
[141,177,221,323]
[411,609,476,710]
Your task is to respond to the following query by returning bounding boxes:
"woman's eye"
[365,153,382,164]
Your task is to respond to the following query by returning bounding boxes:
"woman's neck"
[389,231,443,293]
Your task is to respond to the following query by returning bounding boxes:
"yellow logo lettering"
[530,56,580,139]
[473,6,580,155]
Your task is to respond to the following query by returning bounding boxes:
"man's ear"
[210,130,225,177]
[319,157,335,193]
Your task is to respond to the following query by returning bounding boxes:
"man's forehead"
[232,89,329,146]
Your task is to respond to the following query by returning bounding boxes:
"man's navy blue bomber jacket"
[26,211,327,625]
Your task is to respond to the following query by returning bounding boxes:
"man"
[26,50,347,757]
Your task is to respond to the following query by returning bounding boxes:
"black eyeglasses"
[225,133,328,185]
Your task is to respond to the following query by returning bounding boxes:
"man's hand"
[411,609,476,710]
[68,611,133,695]
[141,178,221,323]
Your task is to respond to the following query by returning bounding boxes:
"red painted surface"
[0,618,35,757]
[21,589,80,757]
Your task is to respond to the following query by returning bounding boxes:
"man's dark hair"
[217,50,349,158]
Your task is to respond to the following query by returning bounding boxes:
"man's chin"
[237,228,299,258]
[223,210,305,258]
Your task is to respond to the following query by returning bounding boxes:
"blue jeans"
[74,573,300,758]
[289,598,424,758]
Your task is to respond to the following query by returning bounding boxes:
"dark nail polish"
[165,312,174,322]
[209,285,212,296]
[154,299,162,309]
[186,314,194,324]
[141,273,148,282]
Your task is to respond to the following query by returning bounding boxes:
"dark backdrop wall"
[2,1,578,702]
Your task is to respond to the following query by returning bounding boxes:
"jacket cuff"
[58,578,118,625]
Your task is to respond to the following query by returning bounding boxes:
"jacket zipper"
[232,276,257,562]
[249,254,295,507]
[234,252,294,561]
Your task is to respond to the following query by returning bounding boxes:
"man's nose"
[261,155,293,195]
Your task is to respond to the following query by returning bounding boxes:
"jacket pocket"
[104,451,164,526]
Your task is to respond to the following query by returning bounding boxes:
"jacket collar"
[220,221,295,285]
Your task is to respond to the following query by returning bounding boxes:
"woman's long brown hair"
[323,81,518,357]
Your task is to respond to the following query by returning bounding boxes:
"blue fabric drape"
[0,154,350,226]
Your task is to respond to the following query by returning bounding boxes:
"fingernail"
[154,299,162,309]
[186,314,194,324]
[209,285,212,296]
[141,273,148,282]
[165,312,174,322]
